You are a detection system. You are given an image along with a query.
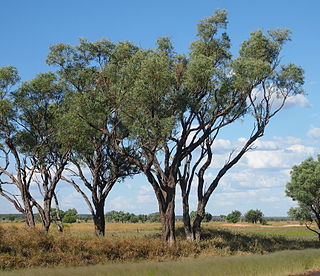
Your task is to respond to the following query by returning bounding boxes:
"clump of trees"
[286,156,320,241]
[105,211,160,223]
[227,210,242,223]
[0,9,304,243]
[244,209,264,224]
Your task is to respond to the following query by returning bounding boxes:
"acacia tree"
[178,28,304,240]
[0,69,68,231]
[47,39,139,236]
[286,157,320,241]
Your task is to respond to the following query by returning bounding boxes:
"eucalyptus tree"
[0,66,36,226]
[178,28,304,240]
[114,10,248,243]
[46,10,252,244]
[286,156,320,241]
[47,39,139,236]
[45,10,303,243]
[0,68,68,231]
[13,73,69,232]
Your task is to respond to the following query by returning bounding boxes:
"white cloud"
[125,183,133,189]
[284,94,310,109]
[244,144,316,169]
[248,88,310,114]
[212,139,233,153]
[308,127,320,139]
[252,140,279,150]
[274,136,303,145]
[260,196,280,203]
[136,184,154,204]
[107,196,137,211]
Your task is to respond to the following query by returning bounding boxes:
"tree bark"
[192,202,206,241]
[160,188,176,244]
[21,189,35,227]
[93,202,106,236]
[182,192,193,241]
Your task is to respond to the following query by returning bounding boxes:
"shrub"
[227,210,242,223]
[244,209,264,224]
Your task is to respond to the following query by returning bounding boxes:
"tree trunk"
[93,202,105,236]
[192,202,205,241]
[182,193,193,241]
[24,204,35,227]
[53,193,64,232]
[160,188,176,244]
[42,199,52,232]
[22,192,35,227]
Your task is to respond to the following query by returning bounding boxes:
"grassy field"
[0,221,319,275]
[2,249,320,276]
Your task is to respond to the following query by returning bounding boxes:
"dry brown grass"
[0,221,319,270]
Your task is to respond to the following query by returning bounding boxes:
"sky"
[0,0,320,216]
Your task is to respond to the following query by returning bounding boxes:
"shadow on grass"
[175,227,320,253]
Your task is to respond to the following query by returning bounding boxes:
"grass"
[0,221,319,274]
[1,249,320,276]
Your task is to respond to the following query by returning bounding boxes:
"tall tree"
[0,72,68,231]
[46,10,303,244]
[0,66,36,226]
[47,39,139,236]
[286,156,320,241]
[178,28,304,240]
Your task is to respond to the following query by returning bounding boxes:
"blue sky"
[1,0,320,216]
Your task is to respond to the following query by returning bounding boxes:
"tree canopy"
[286,156,320,240]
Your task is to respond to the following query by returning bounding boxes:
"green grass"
[1,249,320,276]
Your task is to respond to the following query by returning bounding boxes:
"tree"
[178,25,304,240]
[286,157,320,241]
[227,210,242,223]
[13,73,69,232]
[47,39,139,236]
[147,212,161,223]
[244,209,264,224]
[116,10,246,243]
[62,208,78,223]
[46,10,303,243]
[0,66,37,227]
[0,67,68,231]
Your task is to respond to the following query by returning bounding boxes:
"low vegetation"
[2,249,320,276]
[0,222,319,270]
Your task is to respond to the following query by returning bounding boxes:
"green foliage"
[227,210,242,223]
[286,156,320,206]
[49,208,78,224]
[61,208,78,223]
[105,211,160,223]
[0,66,20,98]
[0,66,19,138]
[190,211,213,222]
[12,72,64,159]
[286,156,320,238]
[288,206,312,223]
[244,209,264,224]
